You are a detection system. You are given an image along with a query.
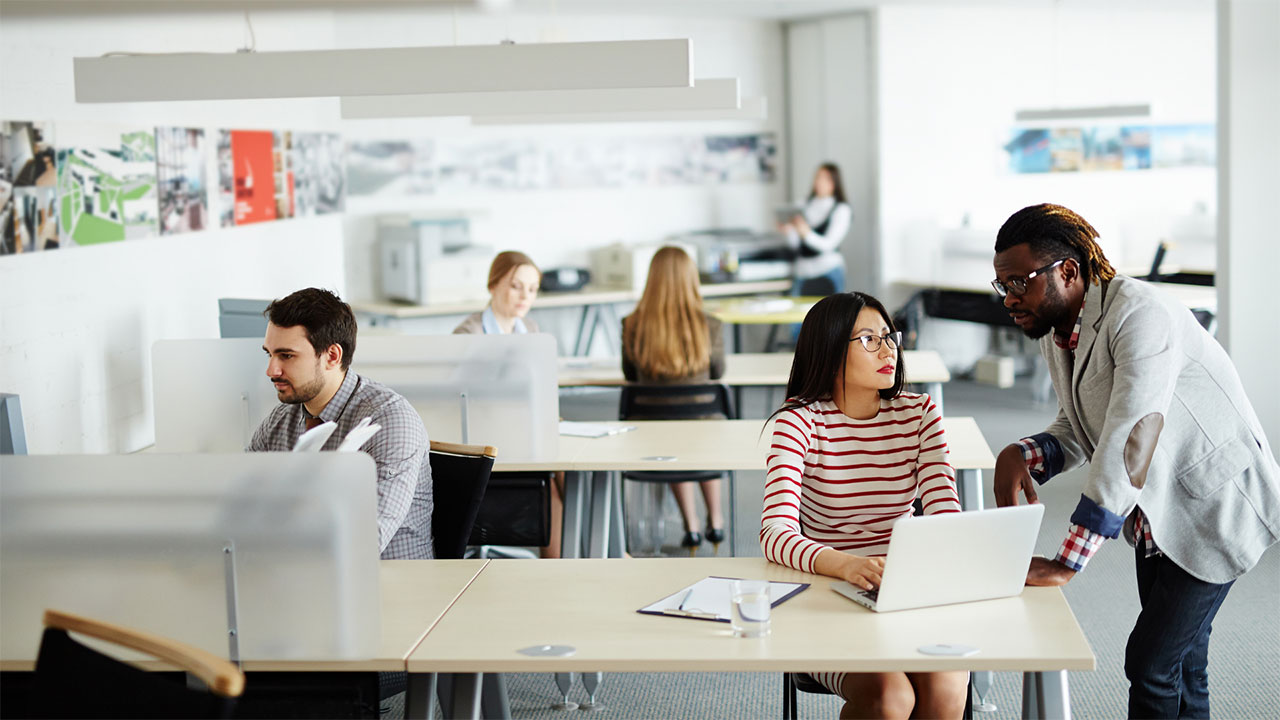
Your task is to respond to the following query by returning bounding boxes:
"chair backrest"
[1147,241,1169,281]
[30,609,243,719]
[1,393,27,455]
[428,440,497,559]
[619,383,735,421]
[798,275,838,297]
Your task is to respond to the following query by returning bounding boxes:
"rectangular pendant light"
[340,78,739,120]
[1014,104,1152,122]
[73,39,692,103]
[469,96,768,125]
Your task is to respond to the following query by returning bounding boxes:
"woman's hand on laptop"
[1025,556,1076,587]
[994,445,1039,507]
[839,554,885,591]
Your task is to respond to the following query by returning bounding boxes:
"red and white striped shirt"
[761,393,962,573]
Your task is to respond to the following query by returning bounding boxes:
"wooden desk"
[406,558,1093,718]
[0,559,488,673]
[557,349,953,413]
[706,295,823,354]
[352,280,792,356]
[492,417,996,559]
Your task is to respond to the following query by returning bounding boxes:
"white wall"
[1217,0,1280,445]
[337,8,788,304]
[877,3,1217,293]
[0,5,787,453]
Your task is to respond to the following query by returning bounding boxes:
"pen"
[677,589,693,611]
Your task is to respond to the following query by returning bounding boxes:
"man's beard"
[1019,281,1073,340]
[276,362,326,405]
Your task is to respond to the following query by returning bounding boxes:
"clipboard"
[636,575,809,623]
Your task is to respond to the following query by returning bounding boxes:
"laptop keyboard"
[861,588,879,602]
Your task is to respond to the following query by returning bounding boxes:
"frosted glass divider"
[0,452,380,662]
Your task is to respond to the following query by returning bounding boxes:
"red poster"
[231,130,276,225]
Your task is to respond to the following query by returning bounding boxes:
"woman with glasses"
[761,292,967,719]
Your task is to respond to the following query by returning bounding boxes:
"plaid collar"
[1053,295,1086,351]
[313,370,359,423]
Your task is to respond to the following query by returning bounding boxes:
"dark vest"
[798,201,840,258]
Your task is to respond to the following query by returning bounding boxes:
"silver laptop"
[831,504,1045,612]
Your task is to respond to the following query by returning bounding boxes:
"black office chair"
[619,383,736,557]
[468,471,553,558]
[27,608,245,719]
[1146,241,1169,282]
[428,440,497,560]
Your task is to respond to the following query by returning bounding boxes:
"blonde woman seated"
[454,250,562,559]
[762,292,967,720]
[621,246,727,552]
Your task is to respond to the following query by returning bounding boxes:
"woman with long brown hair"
[621,246,726,551]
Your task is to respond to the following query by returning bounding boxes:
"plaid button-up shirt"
[250,370,434,559]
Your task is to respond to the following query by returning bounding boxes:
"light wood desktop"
[557,349,953,414]
[406,558,1094,719]
[493,417,996,559]
[352,279,793,356]
[0,560,488,674]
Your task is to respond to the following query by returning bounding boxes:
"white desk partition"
[153,334,559,460]
[0,453,380,663]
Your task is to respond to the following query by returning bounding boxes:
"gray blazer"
[1037,275,1278,583]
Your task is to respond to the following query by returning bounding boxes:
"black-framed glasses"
[991,259,1066,298]
[850,331,902,352]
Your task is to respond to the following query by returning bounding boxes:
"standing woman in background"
[782,162,852,297]
[621,246,727,552]
[453,250,541,335]
[454,250,562,560]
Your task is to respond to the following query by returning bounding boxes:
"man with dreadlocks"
[990,203,1278,719]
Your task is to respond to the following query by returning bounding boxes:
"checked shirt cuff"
[1055,524,1106,572]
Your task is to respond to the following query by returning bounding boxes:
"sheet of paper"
[558,421,635,438]
[639,576,806,620]
[292,421,337,452]
[337,418,381,452]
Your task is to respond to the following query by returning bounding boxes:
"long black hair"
[767,292,906,423]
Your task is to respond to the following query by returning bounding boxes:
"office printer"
[674,229,793,283]
[378,216,492,305]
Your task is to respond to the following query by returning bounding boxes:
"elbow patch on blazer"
[1124,413,1165,489]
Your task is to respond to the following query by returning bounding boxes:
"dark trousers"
[1125,547,1235,719]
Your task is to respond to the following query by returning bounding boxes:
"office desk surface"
[707,296,821,325]
[351,280,793,320]
[558,350,951,388]
[494,417,993,473]
[0,559,488,673]
[407,558,1094,674]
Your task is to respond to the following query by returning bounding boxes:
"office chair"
[427,440,497,560]
[467,471,554,560]
[29,608,244,719]
[1,392,27,455]
[1146,241,1169,282]
[619,383,737,557]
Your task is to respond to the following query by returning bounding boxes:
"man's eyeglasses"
[850,331,902,352]
[991,259,1066,298]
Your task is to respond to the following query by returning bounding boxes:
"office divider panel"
[153,334,559,460]
[0,393,26,454]
[0,453,380,663]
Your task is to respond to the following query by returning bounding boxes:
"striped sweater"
[761,393,961,573]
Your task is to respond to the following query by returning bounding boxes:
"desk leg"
[733,324,743,354]
[589,471,612,558]
[444,673,482,720]
[1022,670,1069,720]
[572,305,596,357]
[957,469,984,511]
[562,472,586,559]
[481,673,512,720]
[407,672,435,720]
[597,303,621,355]
[925,381,944,415]
[608,472,626,558]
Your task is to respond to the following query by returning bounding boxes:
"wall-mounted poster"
[216,130,234,228]
[1004,129,1051,174]
[347,139,434,196]
[293,132,345,216]
[230,130,276,226]
[273,131,294,220]
[1,120,60,255]
[156,127,207,235]
[1121,126,1152,170]
[56,124,157,245]
[1153,124,1215,168]
[703,133,778,183]
[1081,126,1124,171]
[1049,128,1082,172]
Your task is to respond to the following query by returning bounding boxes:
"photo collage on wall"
[1,119,347,259]
[346,132,778,197]
[1004,123,1215,174]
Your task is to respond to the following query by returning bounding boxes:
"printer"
[673,228,793,284]
[378,215,492,305]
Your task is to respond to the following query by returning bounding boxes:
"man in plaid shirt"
[249,288,434,560]
[990,204,1278,719]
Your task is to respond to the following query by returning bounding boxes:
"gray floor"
[395,378,1280,719]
